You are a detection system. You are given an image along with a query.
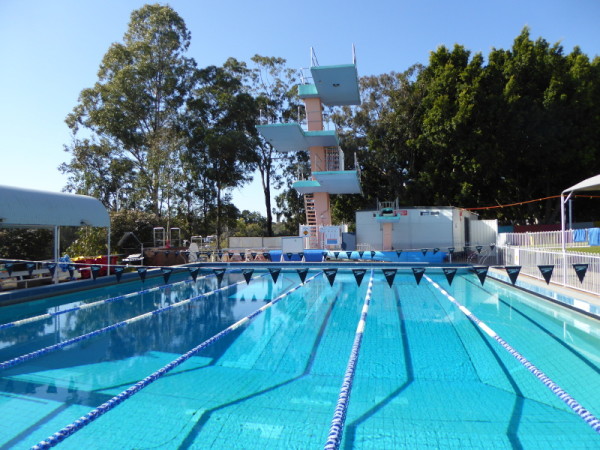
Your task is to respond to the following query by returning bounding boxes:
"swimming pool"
[0,266,599,448]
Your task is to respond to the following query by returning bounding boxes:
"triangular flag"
[174,251,180,256]
[26,262,35,276]
[45,262,56,277]
[196,252,201,259]
[421,249,428,256]
[214,268,226,285]
[269,268,281,284]
[505,266,521,285]
[463,246,470,253]
[182,251,190,258]
[91,265,101,280]
[297,268,309,284]
[67,264,75,278]
[239,252,245,261]
[323,268,338,286]
[476,245,483,254]
[228,252,234,260]
[188,267,200,282]
[358,251,364,258]
[137,267,147,282]
[433,248,439,255]
[333,251,340,260]
[383,269,397,287]
[242,269,254,284]
[443,268,457,286]
[5,262,14,276]
[412,267,426,285]
[352,269,367,286]
[573,264,588,283]
[161,267,173,284]
[473,266,488,285]
[395,250,402,258]
[164,250,170,256]
[490,244,496,251]
[298,252,304,260]
[537,265,554,285]
[346,251,352,259]
[217,251,223,260]
[263,252,271,261]
[286,252,293,260]
[322,251,328,261]
[114,266,125,282]
[370,251,376,258]
[448,247,455,254]
[250,252,257,260]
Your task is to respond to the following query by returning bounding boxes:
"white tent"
[560,174,600,251]
[0,185,110,280]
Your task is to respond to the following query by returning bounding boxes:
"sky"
[1,0,599,216]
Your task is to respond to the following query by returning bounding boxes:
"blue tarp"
[589,228,600,246]
[573,229,587,242]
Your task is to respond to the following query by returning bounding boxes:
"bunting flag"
[333,251,340,260]
[448,247,455,254]
[182,251,190,258]
[297,268,309,284]
[114,266,125,282]
[299,252,304,261]
[161,267,173,284]
[352,269,367,286]
[242,269,254,284]
[433,248,439,255]
[323,268,338,286]
[505,266,521,285]
[475,245,483,254]
[490,244,496,251]
[228,252,234,260]
[250,252,257,260]
[67,264,75,278]
[263,252,271,261]
[217,251,223,260]
[537,265,554,285]
[5,262,14,276]
[188,267,200,282]
[45,263,57,277]
[286,252,293,261]
[383,269,397,287]
[573,263,589,283]
[269,268,281,284]
[26,262,35,276]
[137,267,147,282]
[91,265,101,280]
[164,250,170,256]
[213,268,226,285]
[240,252,246,261]
[463,246,470,253]
[395,250,402,258]
[358,251,364,258]
[412,267,426,285]
[473,266,488,285]
[370,251,376,258]
[174,251,180,257]
[346,251,352,259]
[322,251,328,261]
[442,268,457,286]
[196,252,201,259]
[421,249,428,256]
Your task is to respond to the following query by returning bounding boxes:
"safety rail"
[497,246,600,296]
[498,230,588,248]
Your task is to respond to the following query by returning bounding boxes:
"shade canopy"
[562,174,600,193]
[0,185,110,228]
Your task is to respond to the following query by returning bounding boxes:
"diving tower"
[257,47,362,248]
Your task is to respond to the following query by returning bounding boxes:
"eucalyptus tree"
[62,4,197,216]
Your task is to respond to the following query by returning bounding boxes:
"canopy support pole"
[53,226,60,284]
[560,192,573,286]
[107,225,111,278]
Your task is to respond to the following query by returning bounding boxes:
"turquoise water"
[0,268,599,448]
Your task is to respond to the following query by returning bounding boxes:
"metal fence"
[498,230,588,249]
[497,245,600,296]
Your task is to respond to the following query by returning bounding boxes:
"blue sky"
[1,0,599,215]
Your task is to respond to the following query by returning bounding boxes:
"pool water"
[0,268,599,448]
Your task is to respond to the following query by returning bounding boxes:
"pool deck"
[488,267,600,318]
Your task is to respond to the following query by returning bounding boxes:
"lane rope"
[0,273,266,371]
[424,274,600,434]
[32,272,321,449]
[325,269,375,450]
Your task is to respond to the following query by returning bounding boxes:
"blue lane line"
[425,274,600,434]
[0,274,266,371]
[31,272,321,449]
[0,270,229,331]
[324,269,375,450]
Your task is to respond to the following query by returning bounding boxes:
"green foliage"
[0,229,53,261]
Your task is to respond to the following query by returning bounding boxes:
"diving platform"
[256,123,339,153]
[299,64,361,106]
[293,170,362,195]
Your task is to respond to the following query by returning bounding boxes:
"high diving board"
[256,123,339,152]
[293,170,362,195]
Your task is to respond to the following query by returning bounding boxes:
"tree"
[63,4,196,216]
